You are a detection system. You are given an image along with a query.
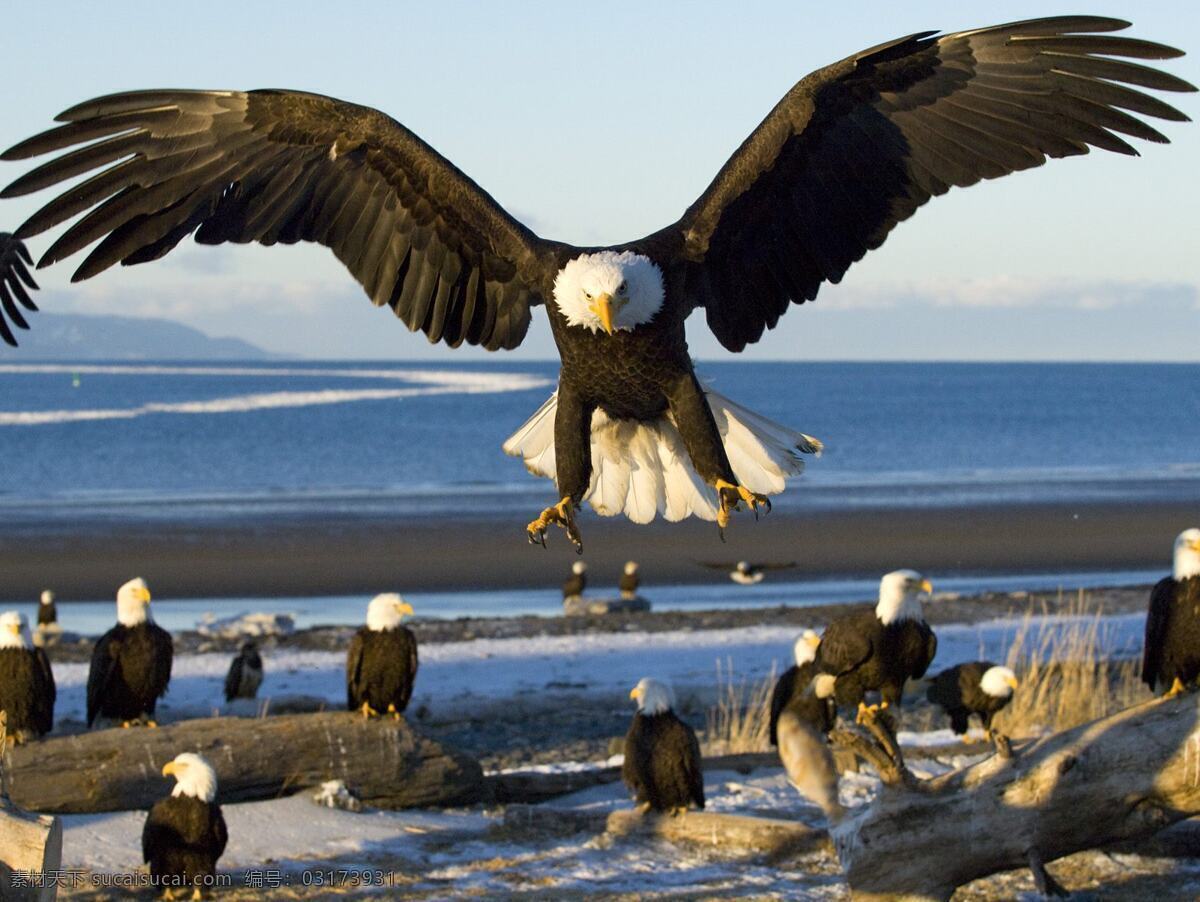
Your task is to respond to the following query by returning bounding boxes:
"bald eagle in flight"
[1,18,1193,549]
[0,233,38,346]
[624,677,705,814]
[143,752,228,895]
[87,578,173,727]
[816,570,937,721]
[0,611,55,742]
[346,593,418,718]
[1142,528,1200,697]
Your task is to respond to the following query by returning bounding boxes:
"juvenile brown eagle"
[2,17,1193,549]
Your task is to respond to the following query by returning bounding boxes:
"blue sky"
[3,1,1198,360]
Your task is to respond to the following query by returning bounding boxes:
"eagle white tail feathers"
[502,388,822,524]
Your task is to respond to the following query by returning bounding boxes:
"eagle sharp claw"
[715,480,770,532]
[526,498,582,551]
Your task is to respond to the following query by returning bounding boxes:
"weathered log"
[0,712,62,902]
[0,803,61,902]
[7,711,483,814]
[606,809,826,859]
[825,693,1200,901]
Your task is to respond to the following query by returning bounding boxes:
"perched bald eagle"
[0,233,37,346]
[769,630,834,745]
[816,570,937,720]
[562,561,587,601]
[347,593,418,718]
[87,578,173,727]
[223,641,263,702]
[619,561,640,600]
[0,611,55,742]
[2,18,1192,548]
[143,752,228,895]
[623,677,705,814]
[1142,528,1200,697]
[37,589,57,627]
[926,662,1018,739]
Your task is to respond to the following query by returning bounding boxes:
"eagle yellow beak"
[1006,675,1020,690]
[629,686,642,700]
[161,761,178,777]
[920,579,933,595]
[805,634,821,649]
[591,292,616,335]
[1189,538,1200,553]
[396,601,414,617]
[137,586,152,604]
[7,623,20,636]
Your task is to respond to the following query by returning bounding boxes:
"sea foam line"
[0,367,554,426]
[0,363,550,392]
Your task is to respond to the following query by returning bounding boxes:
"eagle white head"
[553,251,664,334]
[163,752,218,802]
[793,629,821,666]
[624,561,639,576]
[40,590,54,606]
[876,570,933,626]
[366,593,414,632]
[116,578,152,627]
[0,611,31,650]
[1174,528,1200,580]
[572,561,587,576]
[630,677,674,715]
[980,665,1019,698]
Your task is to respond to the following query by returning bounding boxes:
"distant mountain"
[11,313,277,360]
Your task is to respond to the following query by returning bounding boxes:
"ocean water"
[1,360,1198,518]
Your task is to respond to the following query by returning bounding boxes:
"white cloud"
[827,277,1199,312]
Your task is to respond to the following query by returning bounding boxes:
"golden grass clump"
[704,658,777,755]
[995,590,1149,737]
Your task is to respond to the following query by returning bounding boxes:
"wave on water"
[0,364,553,427]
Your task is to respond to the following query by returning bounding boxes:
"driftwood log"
[7,711,483,814]
[0,713,62,902]
[827,693,1200,900]
[606,809,826,860]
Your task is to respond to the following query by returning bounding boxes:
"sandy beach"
[1,496,1192,601]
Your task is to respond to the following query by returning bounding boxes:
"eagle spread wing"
[0,233,38,346]
[653,16,1194,351]
[2,90,563,350]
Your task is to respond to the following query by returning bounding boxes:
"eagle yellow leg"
[191,887,203,902]
[146,719,158,728]
[360,701,379,719]
[714,479,771,533]
[387,703,401,721]
[526,497,582,551]
[855,701,887,724]
[1165,676,1187,698]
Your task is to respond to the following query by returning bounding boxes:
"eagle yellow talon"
[856,701,882,725]
[146,719,158,728]
[1165,676,1187,698]
[714,479,771,534]
[526,497,582,551]
[361,702,379,719]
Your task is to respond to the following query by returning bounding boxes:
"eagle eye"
[618,281,627,293]
[584,291,593,300]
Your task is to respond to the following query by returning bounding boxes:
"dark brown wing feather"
[0,233,39,347]
[650,17,1195,351]
[1142,576,1176,689]
[2,90,566,350]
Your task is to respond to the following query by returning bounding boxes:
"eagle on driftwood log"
[1142,528,1200,697]
[1,18,1193,549]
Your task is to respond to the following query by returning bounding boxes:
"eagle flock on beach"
[0,12,1195,897]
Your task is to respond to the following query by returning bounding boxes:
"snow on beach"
[50,606,1155,897]
[49,612,1146,726]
